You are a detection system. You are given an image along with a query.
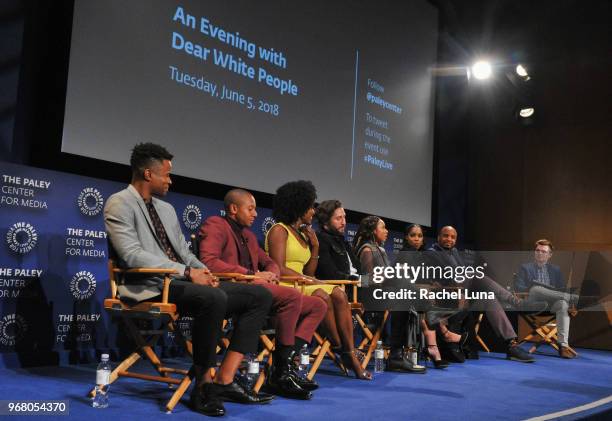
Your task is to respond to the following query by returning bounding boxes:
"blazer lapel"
[225,218,257,272]
[127,185,165,251]
[153,197,185,258]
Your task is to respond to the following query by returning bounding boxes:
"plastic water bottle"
[245,354,259,391]
[298,344,310,379]
[92,354,111,408]
[374,340,385,373]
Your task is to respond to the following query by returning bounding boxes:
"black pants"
[390,310,420,349]
[168,280,273,369]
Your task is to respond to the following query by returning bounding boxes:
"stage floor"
[1,347,611,420]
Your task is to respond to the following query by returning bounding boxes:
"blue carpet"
[1,348,611,420]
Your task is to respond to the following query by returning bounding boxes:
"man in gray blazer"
[104,143,273,416]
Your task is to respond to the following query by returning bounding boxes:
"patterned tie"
[145,201,184,264]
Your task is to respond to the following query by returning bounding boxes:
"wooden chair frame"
[514,292,578,357]
[355,310,390,369]
[90,261,193,413]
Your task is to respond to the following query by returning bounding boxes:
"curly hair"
[352,215,382,251]
[315,199,342,227]
[272,180,317,224]
[130,142,173,178]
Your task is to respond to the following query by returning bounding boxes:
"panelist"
[265,182,371,380]
[426,226,545,363]
[198,188,326,398]
[353,216,426,373]
[104,143,273,417]
[394,224,449,369]
[515,239,579,359]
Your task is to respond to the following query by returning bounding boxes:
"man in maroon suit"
[199,189,327,400]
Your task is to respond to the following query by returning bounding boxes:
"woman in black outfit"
[353,216,426,373]
[394,224,451,369]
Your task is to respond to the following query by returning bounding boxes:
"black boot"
[190,384,225,417]
[265,351,312,400]
[290,349,319,391]
[387,347,426,373]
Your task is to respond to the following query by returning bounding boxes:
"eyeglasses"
[535,250,551,255]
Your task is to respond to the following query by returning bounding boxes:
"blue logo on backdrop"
[6,222,38,254]
[182,204,203,230]
[69,271,97,300]
[0,313,28,347]
[77,187,104,216]
[262,216,275,236]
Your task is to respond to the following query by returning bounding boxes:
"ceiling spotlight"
[471,61,492,80]
[516,64,528,77]
[519,107,535,118]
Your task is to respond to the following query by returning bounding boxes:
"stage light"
[516,64,528,77]
[519,107,535,118]
[471,61,492,80]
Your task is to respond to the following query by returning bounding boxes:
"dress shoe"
[506,340,535,363]
[290,369,319,391]
[190,385,225,417]
[387,348,426,373]
[288,350,319,390]
[559,346,576,359]
[211,381,275,404]
[266,360,312,400]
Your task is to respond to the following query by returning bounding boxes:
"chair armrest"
[112,267,178,303]
[113,268,179,275]
[322,280,360,286]
[212,272,256,280]
[280,275,318,285]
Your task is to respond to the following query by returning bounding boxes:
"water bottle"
[374,340,385,373]
[92,354,111,408]
[245,354,259,391]
[298,344,310,379]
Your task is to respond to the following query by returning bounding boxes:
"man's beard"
[326,225,344,236]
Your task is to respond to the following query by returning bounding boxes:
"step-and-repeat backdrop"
[0,161,404,367]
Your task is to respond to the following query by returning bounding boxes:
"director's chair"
[90,259,193,413]
[514,293,578,356]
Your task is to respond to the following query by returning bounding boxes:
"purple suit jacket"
[199,215,280,277]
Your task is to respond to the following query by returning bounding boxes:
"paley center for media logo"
[183,204,203,230]
[0,313,28,346]
[261,217,275,236]
[6,222,38,254]
[69,271,97,300]
[77,187,104,216]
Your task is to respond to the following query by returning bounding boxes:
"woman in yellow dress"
[265,180,371,380]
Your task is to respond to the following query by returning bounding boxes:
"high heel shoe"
[426,345,449,369]
[341,350,372,380]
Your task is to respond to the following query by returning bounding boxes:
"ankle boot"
[387,347,426,373]
[265,351,312,400]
